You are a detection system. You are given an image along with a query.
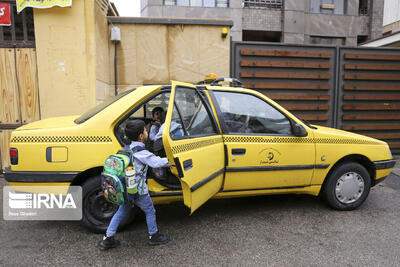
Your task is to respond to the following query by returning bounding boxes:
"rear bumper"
[3,168,78,183]
[373,159,397,170]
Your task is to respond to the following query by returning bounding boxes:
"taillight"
[10,148,18,165]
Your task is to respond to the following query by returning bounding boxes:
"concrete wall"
[282,0,383,46]
[141,0,383,45]
[369,0,384,40]
[142,0,243,41]
[283,0,306,44]
[33,0,97,118]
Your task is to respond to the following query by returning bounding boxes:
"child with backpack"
[100,119,171,250]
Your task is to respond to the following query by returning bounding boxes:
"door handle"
[183,159,193,171]
[232,148,246,155]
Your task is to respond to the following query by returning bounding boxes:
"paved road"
[1,171,399,266]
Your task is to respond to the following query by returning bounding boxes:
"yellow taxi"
[4,78,396,232]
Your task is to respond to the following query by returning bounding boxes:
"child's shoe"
[148,232,169,246]
[99,235,120,250]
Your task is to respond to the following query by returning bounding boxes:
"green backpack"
[101,147,147,206]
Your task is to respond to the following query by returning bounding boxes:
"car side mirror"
[292,123,308,137]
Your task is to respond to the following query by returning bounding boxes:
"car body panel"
[15,116,79,131]
[311,126,390,185]
[222,135,316,190]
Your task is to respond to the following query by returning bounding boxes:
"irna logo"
[9,192,77,209]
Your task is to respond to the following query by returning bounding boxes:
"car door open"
[162,81,225,213]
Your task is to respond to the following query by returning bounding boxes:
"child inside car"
[149,107,164,142]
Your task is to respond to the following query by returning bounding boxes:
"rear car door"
[162,81,225,213]
[209,89,315,191]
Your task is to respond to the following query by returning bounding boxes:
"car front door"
[209,89,315,192]
[162,81,225,213]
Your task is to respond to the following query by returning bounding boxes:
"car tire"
[323,162,371,211]
[81,175,137,233]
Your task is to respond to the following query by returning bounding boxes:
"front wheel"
[322,162,371,211]
[81,175,136,233]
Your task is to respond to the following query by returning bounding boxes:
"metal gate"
[231,42,400,154]
[337,47,400,154]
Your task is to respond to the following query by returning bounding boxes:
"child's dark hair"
[125,120,145,141]
[152,107,164,117]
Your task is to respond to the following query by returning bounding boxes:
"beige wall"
[33,2,231,116]
[34,0,97,118]
[95,2,112,104]
[108,23,231,91]
[383,21,400,34]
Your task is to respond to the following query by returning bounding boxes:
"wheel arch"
[70,166,103,186]
[320,154,376,196]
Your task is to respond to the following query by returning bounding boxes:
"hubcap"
[335,172,365,204]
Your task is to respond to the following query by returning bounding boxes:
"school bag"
[101,146,147,206]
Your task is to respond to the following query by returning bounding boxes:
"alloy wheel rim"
[335,172,365,204]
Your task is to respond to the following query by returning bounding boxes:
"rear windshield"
[74,89,134,124]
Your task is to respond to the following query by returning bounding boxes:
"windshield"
[74,89,135,124]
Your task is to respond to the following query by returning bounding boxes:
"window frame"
[169,86,220,141]
[164,0,229,8]
[242,0,282,9]
[208,89,298,137]
[309,0,347,15]
[309,35,346,46]
[0,2,35,48]
[113,88,171,146]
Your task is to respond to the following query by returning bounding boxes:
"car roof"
[138,82,253,94]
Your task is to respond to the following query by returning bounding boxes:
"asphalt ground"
[1,162,400,266]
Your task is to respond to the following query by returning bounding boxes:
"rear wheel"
[81,175,136,233]
[323,162,371,211]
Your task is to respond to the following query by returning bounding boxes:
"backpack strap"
[130,146,148,173]
[129,145,146,152]
[129,146,149,194]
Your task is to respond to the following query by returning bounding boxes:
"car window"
[213,91,292,135]
[116,91,170,144]
[128,92,170,119]
[170,87,216,138]
[75,89,135,124]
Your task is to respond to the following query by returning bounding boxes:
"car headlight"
[388,146,393,158]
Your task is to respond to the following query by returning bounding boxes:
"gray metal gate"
[337,47,400,153]
[231,42,400,154]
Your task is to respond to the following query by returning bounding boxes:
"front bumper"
[373,159,397,170]
[3,168,78,183]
